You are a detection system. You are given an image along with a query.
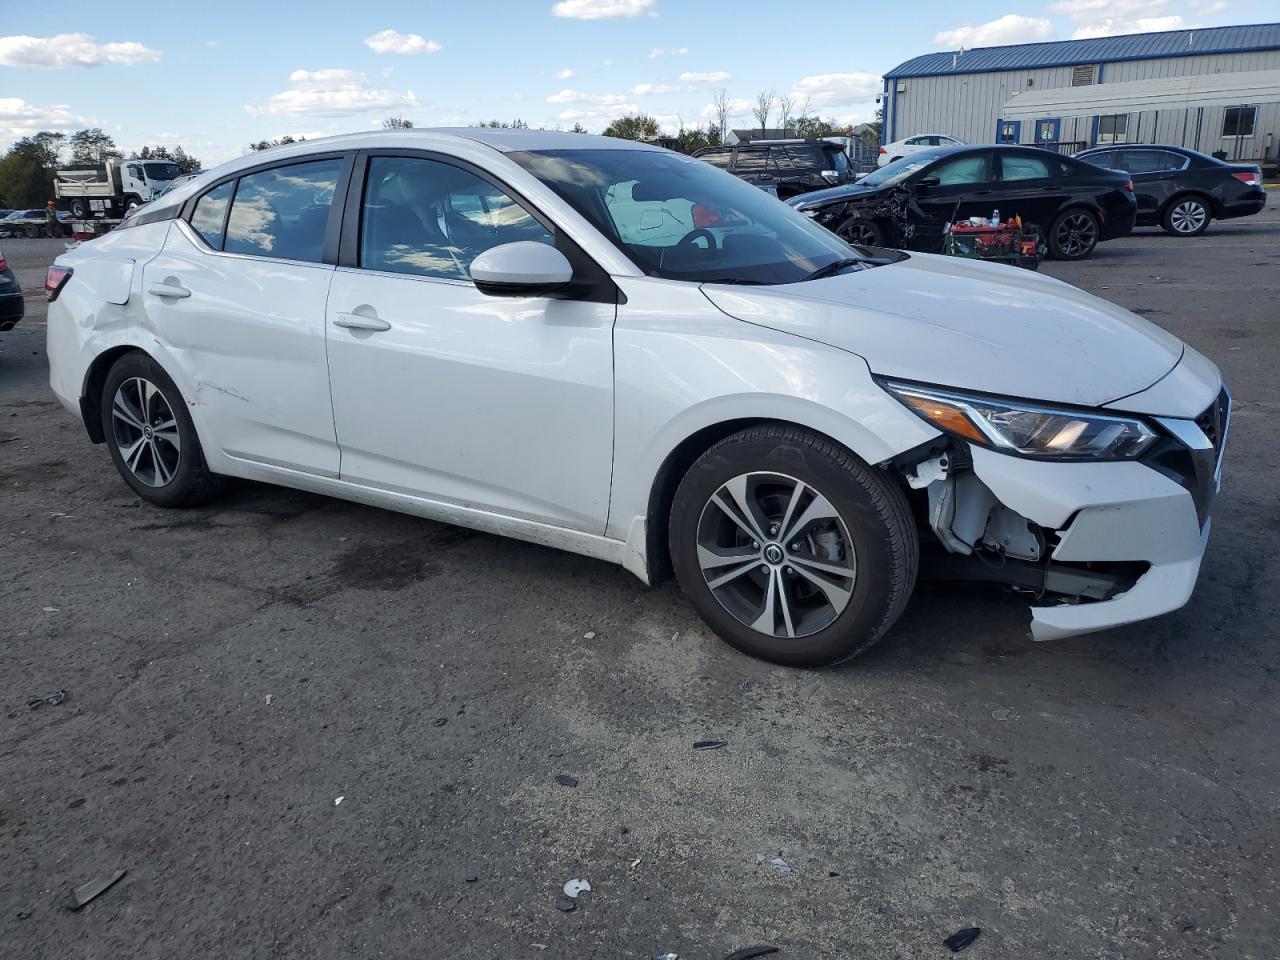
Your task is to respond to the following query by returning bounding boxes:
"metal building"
[882,23,1280,165]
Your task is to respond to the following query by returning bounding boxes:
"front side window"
[931,153,993,186]
[509,148,861,285]
[360,156,553,281]
[823,147,851,173]
[190,180,233,248]
[223,158,342,263]
[1001,154,1051,181]
[1097,114,1128,144]
[1222,105,1256,138]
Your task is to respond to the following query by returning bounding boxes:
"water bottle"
[991,209,1000,227]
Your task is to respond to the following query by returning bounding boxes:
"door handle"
[333,313,391,332]
[148,282,191,299]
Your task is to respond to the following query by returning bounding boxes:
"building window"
[1097,114,1128,144]
[1222,105,1256,138]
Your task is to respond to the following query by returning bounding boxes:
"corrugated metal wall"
[890,48,1280,158]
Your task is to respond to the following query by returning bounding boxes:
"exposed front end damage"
[892,391,1228,640]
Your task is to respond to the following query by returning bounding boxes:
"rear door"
[323,152,616,532]
[911,150,997,250]
[141,154,349,475]
[993,150,1063,232]
[732,146,776,191]
[1117,148,1187,220]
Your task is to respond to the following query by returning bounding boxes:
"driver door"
[911,150,997,251]
[323,153,617,533]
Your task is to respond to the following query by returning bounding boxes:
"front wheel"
[669,425,918,666]
[837,217,886,247]
[1048,208,1100,260]
[1162,196,1210,236]
[101,352,223,507]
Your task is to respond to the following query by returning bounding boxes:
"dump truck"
[54,158,182,219]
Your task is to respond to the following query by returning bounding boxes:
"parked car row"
[692,139,856,200]
[0,208,73,239]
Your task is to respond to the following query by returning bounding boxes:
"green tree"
[602,113,660,141]
[569,122,588,133]
[68,127,120,166]
[792,115,849,138]
[131,144,202,172]
[0,133,63,206]
[248,135,305,152]
[382,115,414,129]
[475,119,530,129]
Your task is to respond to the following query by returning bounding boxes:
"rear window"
[822,146,851,172]
[1001,154,1051,181]
[222,158,342,263]
[771,145,820,171]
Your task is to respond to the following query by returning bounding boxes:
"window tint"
[1118,149,1185,174]
[733,148,771,173]
[771,145,819,172]
[190,180,233,249]
[931,153,993,185]
[223,158,342,263]
[1081,150,1120,170]
[1001,154,1051,181]
[699,148,732,169]
[360,156,553,281]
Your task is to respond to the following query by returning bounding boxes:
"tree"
[710,89,731,143]
[792,115,844,138]
[131,143,202,172]
[777,95,797,137]
[248,135,305,152]
[752,89,774,138]
[602,113,659,141]
[68,128,119,166]
[867,105,884,141]
[0,132,63,206]
[569,122,588,133]
[382,115,414,129]
[475,119,529,129]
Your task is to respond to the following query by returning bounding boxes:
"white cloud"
[555,67,575,79]
[547,88,630,105]
[551,0,657,19]
[934,14,1054,49]
[556,101,641,129]
[632,82,686,95]
[0,32,161,68]
[0,97,86,141]
[363,29,443,55]
[647,45,687,58]
[1049,0,1188,39]
[790,72,881,109]
[680,70,732,83]
[247,69,420,118]
[1189,0,1228,14]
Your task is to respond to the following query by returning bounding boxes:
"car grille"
[1195,387,1231,472]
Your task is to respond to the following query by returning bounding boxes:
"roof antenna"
[952,45,965,69]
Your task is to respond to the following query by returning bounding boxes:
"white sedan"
[879,133,966,166]
[45,129,1227,666]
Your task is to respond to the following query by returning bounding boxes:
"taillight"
[879,146,886,154]
[1232,171,1261,186]
[0,258,7,273]
[45,265,73,302]
[1122,180,1134,192]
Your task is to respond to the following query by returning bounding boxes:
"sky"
[0,0,1271,167]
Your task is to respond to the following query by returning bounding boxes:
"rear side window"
[733,148,771,173]
[771,145,819,172]
[1002,154,1052,181]
[1081,150,1120,170]
[932,153,993,185]
[1118,149,1185,173]
[698,148,732,170]
[190,181,233,248]
[223,158,343,263]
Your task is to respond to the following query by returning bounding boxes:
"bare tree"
[777,95,796,137]
[710,89,732,143]
[752,89,774,139]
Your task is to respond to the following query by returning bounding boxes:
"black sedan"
[1074,144,1266,237]
[788,145,1136,260]
[0,245,23,331]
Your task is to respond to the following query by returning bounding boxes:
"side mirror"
[916,175,941,190]
[469,241,573,298]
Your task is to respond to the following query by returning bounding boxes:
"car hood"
[788,181,880,208]
[701,252,1185,408]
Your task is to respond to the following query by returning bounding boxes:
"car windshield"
[859,148,953,188]
[144,162,182,181]
[509,147,864,284]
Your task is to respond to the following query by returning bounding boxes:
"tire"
[1047,208,1100,260]
[669,424,918,667]
[69,198,88,219]
[23,224,39,239]
[100,352,223,508]
[837,216,886,247]
[1162,195,1211,237]
[124,197,142,216]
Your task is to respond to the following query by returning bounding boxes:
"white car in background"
[45,129,1227,666]
[879,133,966,166]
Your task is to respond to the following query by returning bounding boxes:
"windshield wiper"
[702,277,767,285]
[800,258,865,282]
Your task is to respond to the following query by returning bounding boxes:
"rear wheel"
[669,425,918,666]
[69,198,88,219]
[101,352,223,507]
[1162,196,1210,236]
[1048,208,1100,260]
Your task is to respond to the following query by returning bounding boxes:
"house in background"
[882,23,1280,168]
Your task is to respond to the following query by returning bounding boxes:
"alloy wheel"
[1054,212,1098,258]
[1169,200,1208,234]
[695,471,857,639]
[111,377,182,487]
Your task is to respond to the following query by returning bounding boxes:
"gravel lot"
[2,207,1278,960]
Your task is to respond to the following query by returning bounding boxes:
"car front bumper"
[964,389,1228,641]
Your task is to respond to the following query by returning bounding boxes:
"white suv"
[46,129,1227,665]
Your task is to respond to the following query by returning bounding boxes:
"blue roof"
[885,22,1280,78]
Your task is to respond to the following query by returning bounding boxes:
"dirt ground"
[2,205,1278,959]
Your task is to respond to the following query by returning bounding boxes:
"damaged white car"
[45,129,1228,666]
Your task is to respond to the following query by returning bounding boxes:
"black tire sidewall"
[1048,208,1099,260]
[100,353,208,507]
[670,431,912,666]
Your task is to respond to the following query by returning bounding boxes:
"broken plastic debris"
[583,631,596,640]
[990,709,1016,721]
[554,894,577,912]
[41,606,60,613]
[562,878,591,898]
[671,632,680,642]
[944,927,982,953]
[264,694,273,705]
[28,689,69,710]
[655,953,678,960]
[725,948,779,960]
[334,796,345,806]
[68,868,126,910]
[555,775,578,787]
[693,739,728,751]
[755,853,791,875]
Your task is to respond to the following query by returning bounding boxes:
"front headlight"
[882,381,1157,460]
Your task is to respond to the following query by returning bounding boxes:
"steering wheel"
[676,228,718,251]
